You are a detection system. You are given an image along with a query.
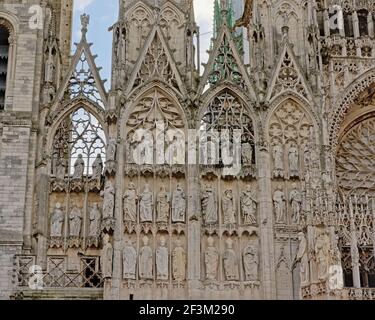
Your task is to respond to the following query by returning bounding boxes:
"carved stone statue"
[241,185,257,225]
[73,154,85,179]
[241,142,253,165]
[55,158,66,181]
[273,145,284,177]
[288,145,299,177]
[140,184,153,222]
[157,185,170,223]
[289,186,302,224]
[296,232,309,286]
[172,184,186,223]
[222,189,236,225]
[101,180,115,219]
[123,182,138,222]
[156,236,169,280]
[205,237,219,281]
[50,202,64,237]
[69,206,82,237]
[172,239,186,282]
[101,234,113,279]
[92,154,103,180]
[223,238,239,281]
[89,203,101,237]
[123,240,137,280]
[44,51,55,84]
[139,236,153,280]
[106,139,117,162]
[243,242,259,281]
[315,232,330,281]
[202,185,218,225]
[273,186,286,224]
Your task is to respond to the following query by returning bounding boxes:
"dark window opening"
[344,271,354,287]
[344,13,354,37]
[358,10,369,36]
[0,25,10,111]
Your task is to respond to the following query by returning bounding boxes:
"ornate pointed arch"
[199,87,258,167]
[46,98,108,176]
[125,1,154,21]
[329,67,375,148]
[266,96,317,148]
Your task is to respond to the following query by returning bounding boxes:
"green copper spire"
[212,0,244,54]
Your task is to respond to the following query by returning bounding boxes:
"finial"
[80,13,90,40]
[220,0,228,14]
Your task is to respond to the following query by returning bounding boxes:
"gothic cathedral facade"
[0,0,375,300]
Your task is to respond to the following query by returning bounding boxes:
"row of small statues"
[273,184,303,225]
[205,237,259,282]
[101,235,259,283]
[272,143,316,178]
[54,154,105,180]
[202,185,258,225]
[101,235,186,281]
[50,202,102,238]
[123,183,186,223]
[50,183,303,238]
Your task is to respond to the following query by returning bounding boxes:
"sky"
[72,0,216,88]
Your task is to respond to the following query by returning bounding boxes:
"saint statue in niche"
[139,184,153,222]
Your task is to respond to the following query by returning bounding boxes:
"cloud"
[74,0,94,12]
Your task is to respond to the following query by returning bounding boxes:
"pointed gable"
[267,42,313,102]
[198,25,255,98]
[54,35,108,109]
[125,25,187,96]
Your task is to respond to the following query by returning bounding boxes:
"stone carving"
[274,186,286,224]
[241,142,253,166]
[139,184,154,222]
[123,240,137,280]
[157,185,170,223]
[45,52,55,84]
[205,237,219,281]
[73,154,85,179]
[202,185,218,225]
[55,158,66,181]
[106,139,117,162]
[289,186,302,224]
[243,242,259,281]
[273,145,284,178]
[89,203,101,237]
[139,236,153,280]
[101,180,115,219]
[172,239,186,282]
[241,185,257,225]
[336,118,375,193]
[50,203,64,237]
[92,154,103,180]
[295,232,309,286]
[172,184,186,223]
[223,238,239,281]
[288,145,299,177]
[123,182,138,222]
[101,234,113,279]
[315,232,330,281]
[156,236,169,280]
[222,189,236,225]
[69,206,82,237]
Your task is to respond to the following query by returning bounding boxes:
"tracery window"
[0,25,9,111]
[336,116,375,288]
[201,90,255,167]
[52,107,106,177]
